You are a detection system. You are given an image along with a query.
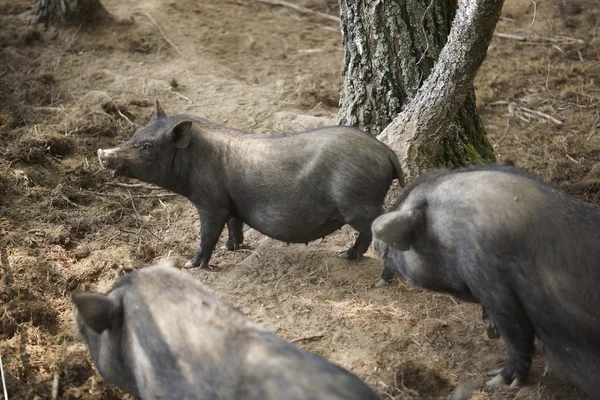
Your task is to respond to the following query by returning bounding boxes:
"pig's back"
[405,167,600,256]
[128,266,380,399]
[241,125,395,169]
[240,331,380,400]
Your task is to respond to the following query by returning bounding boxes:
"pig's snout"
[97,148,119,170]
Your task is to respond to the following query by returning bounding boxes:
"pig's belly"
[242,210,346,243]
[275,220,345,243]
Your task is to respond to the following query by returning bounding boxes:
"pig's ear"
[154,99,167,120]
[372,203,426,251]
[71,291,121,334]
[168,120,192,149]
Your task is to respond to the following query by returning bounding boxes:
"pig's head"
[70,258,183,397]
[97,100,192,189]
[372,205,426,288]
[70,257,192,398]
[70,282,140,397]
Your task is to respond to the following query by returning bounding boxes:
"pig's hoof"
[485,374,505,387]
[337,249,358,260]
[221,240,239,251]
[509,378,523,388]
[184,259,201,269]
[485,372,523,388]
[374,278,389,288]
[485,322,500,339]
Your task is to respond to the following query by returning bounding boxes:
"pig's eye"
[142,143,153,151]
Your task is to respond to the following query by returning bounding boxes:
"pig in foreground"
[371,165,600,399]
[71,258,381,400]
[97,101,403,269]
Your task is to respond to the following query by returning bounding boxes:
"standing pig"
[71,258,381,400]
[97,101,403,269]
[371,165,600,398]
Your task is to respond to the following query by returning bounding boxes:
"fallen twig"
[256,0,339,23]
[233,249,260,256]
[493,112,511,147]
[164,88,193,104]
[289,332,326,344]
[297,49,325,54]
[32,106,64,113]
[144,227,164,242]
[51,371,59,400]
[516,113,530,124]
[566,154,579,164]
[494,32,584,44]
[489,102,563,125]
[127,189,140,218]
[520,106,563,125]
[83,190,178,199]
[138,11,185,58]
[117,110,136,127]
[119,227,141,236]
[0,353,8,400]
[107,182,164,190]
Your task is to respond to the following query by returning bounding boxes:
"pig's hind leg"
[221,217,244,251]
[337,209,380,260]
[338,231,372,259]
[480,294,535,388]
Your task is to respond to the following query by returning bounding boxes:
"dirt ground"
[0,0,599,399]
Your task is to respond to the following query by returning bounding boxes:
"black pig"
[371,165,600,398]
[97,101,403,269]
[71,258,381,400]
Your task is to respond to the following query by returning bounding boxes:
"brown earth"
[0,0,599,399]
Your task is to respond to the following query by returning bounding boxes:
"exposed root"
[289,332,326,344]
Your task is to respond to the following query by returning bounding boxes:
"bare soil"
[0,0,599,399]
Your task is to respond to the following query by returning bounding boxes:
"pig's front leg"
[184,211,228,269]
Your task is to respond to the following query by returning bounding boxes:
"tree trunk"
[338,0,499,182]
[36,0,111,26]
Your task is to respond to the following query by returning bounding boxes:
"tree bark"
[36,0,111,26]
[338,0,500,182]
